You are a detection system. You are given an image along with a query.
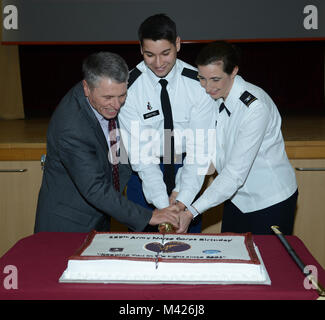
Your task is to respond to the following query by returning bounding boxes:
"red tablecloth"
[0,232,324,300]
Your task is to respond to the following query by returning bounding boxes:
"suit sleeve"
[57,125,152,231]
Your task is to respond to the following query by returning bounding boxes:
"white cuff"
[187,205,200,218]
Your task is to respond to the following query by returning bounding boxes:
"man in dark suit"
[34,52,180,233]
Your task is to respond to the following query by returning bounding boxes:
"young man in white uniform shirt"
[181,41,298,235]
[118,14,216,232]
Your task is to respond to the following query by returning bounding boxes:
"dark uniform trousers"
[221,189,298,235]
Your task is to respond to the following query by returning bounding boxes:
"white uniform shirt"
[118,59,216,209]
[191,75,297,215]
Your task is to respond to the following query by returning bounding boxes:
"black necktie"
[159,79,175,195]
[108,119,120,192]
[219,102,231,117]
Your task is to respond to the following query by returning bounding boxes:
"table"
[0,232,324,300]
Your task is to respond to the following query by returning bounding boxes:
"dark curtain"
[19,41,324,118]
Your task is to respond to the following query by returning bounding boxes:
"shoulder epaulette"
[239,91,257,107]
[128,67,142,88]
[181,68,199,81]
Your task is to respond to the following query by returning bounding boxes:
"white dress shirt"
[191,75,297,216]
[88,98,120,165]
[118,59,216,209]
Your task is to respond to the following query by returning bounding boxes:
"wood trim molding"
[1,141,325,161]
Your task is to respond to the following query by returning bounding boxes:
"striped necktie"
[108,119,120,192]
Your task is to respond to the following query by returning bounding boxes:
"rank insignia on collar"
[147,102,152,110]
[240,91,257,107]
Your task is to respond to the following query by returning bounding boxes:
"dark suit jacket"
[34,82,152,233]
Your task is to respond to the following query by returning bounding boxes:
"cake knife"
[155,252,159,269]
[155,223,173,269]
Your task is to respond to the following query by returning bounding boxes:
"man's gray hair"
[82,52,129,88]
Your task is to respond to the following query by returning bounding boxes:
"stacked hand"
[150,192,192,233]
[149,205,181,230]
[176,209,193,233]
[149,192,195,233]
[149,205,193,233]
[169,191,178,206]
[169,191,193,233]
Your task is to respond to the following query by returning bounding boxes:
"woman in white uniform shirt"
[181,41,298,235]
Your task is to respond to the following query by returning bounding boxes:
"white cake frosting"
[59,232,271,285]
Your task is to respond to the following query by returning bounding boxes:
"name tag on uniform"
[143,110,160,119]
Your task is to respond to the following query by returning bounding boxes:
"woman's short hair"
[195,41,240,75]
